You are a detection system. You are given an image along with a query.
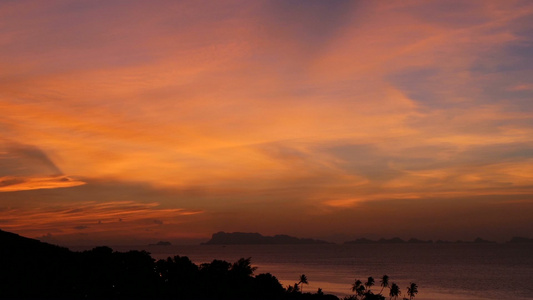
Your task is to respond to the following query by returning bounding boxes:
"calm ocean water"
[73,244,533,300]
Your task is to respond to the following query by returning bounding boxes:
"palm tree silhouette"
[389,282,400,300]
[365,276,375,293]
[287,284,297,294]
[406,282,418,300]
[379,275,389,295]
[352,279,365,299]
[298,274,308,292]
[230,257,257,277]
[352,279,362,292]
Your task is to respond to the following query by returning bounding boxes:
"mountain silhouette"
[203,231,332,245]
[344,237,406,244]
[508,236,533,243]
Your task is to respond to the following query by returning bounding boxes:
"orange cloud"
[0,175,85,192]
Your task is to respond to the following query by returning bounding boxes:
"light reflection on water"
[72,243,533,300]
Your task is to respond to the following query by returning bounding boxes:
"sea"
[71,243,533,300]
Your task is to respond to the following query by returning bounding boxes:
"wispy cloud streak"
[0,201,203,238]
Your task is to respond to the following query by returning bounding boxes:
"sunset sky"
[1,0,532,245]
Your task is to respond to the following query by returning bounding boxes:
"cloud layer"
[1,1,532,243]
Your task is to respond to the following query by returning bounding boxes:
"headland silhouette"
[203,231,332,245]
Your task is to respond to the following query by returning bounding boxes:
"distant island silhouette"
[202,232,532,245]
[508,236,533,243]
[203,231,332,245]
[343,237,530,244]
[149,241,172,246]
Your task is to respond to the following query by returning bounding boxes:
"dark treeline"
[0,229,338,299]
[343,275,418,300]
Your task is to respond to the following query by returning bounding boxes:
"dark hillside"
[0,229,338,299]
[0,229,76,297]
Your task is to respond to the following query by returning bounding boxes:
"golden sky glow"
[1,1,532,244]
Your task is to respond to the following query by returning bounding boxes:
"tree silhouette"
[389,283,401,300]
[345,275,417,300]
[406,282,418,300]
[379,275,389,295]
[231,257,257,277]
[287,283,300,293]
[2,228,350,299]
[365,277,375,293]
[298,274,308,292]
[254,273,284,298]
[352,279,365,299]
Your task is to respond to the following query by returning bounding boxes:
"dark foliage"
[345,275,415,300]
[0,229,338,299]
